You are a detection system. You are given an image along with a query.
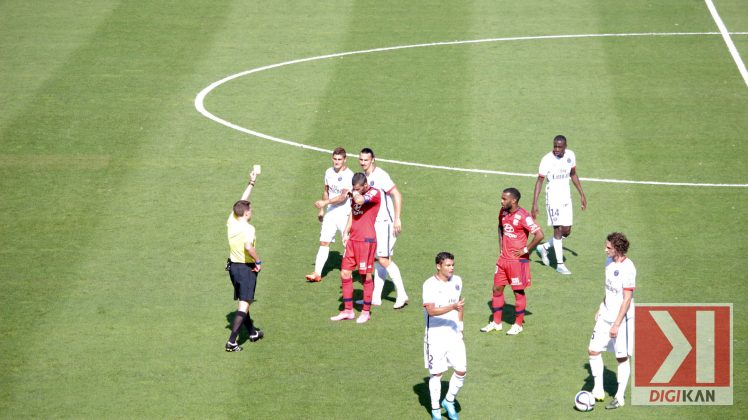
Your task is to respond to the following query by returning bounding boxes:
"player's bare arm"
[531,175,545,219]
[609,289,633,338]
[389,185,403,236]
[424,298,464,317]
[314,185,329,221]
[245,242,262,272]
[342,213,352,245]
[570,168,587,211]
[513,229,545,258]
[240,170,258,201]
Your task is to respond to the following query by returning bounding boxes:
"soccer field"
[1,1,746,418]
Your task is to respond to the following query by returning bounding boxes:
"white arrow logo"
[650,311,693,383]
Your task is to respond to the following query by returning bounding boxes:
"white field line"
[705,0,748,87]
[195,32,748,188]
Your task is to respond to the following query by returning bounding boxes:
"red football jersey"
[498,207,541,260]
[349,187,381,242]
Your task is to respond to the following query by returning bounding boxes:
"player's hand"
[342,232,349,246]
[249,171,257,183]
[454,298,465,312]
[393,218,402,236]
[609,323,619,338]
[314,200,326,210]
[580,196,588,211]
[531,204,538,220]
[594,310,600,321]
[252,263,262,272]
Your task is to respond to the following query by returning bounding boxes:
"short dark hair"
[503,187,521,201]
[333,147,346,157]
[360,147,375,158]
[352,172,367,186]
[554,134,567,143]
[233,200,251,217]
[607,232,630,255]
[435,251,454,265]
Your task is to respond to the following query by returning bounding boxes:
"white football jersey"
[538,149,577,203]
[423,274,463,343]
[601,257,636,323]
[365,166,395,223]
[324,166,353,214]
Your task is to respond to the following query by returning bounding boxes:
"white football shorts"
[374,220,397,257]
[319,208,349,243]
[424,336,466,375]
[588,316,634,358]
[545,199,573,227]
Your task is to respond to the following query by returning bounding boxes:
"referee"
[225,169,264,352]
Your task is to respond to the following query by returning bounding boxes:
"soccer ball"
[574,390,595,411]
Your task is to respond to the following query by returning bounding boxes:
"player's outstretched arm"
[240,170,258,201]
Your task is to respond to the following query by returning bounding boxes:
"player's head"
[435,252,455,278]
[332,147,347,169]
[359,148,375,172]
[435,251,454,265]
[605,232,630,257]
[553,135,567,158]
[351,172,369,193]
[233,200,252,218]
[501,187,521,210]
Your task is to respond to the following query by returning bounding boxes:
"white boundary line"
[705,0,748,87]
[195,32,748,188]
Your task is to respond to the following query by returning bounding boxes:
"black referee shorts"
[228,262,259,302]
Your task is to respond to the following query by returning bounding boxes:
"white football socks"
[445,372,465,402]
[553,237,564,265]
[373,261,408,303]
[373,262,386,304]
[616,359,630,401]
[590,354,604,395]
[314,246,329,276]
[429,375,442,410]
[387,261,407,300]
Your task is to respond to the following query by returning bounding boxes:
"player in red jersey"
[480,187,544,336]
[331,172,381,324]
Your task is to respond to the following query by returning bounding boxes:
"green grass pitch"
[1,1,746,418]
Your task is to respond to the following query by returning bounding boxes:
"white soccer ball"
[574,390,595,412]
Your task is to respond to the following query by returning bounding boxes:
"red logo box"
[633,304,732,405]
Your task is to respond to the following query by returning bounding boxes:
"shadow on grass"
[581,362,618,398]
[320,250,343,279]
[224,311,263,345]
[483,301,533,325]
[533,245,578,269]
[413,376,462,416]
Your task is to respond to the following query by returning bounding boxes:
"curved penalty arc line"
[195,32,748,188]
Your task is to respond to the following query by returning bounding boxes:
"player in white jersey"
[531,135,587,275]
[306,147,354,282]
[358,148,409,308]
[588,232,635,410]
[423,252,465,420]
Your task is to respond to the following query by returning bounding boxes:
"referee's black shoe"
[225,341,243,352]
[248,329,265,342]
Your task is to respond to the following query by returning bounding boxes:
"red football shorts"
[494,258,531,290]
[342,239,377,275]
